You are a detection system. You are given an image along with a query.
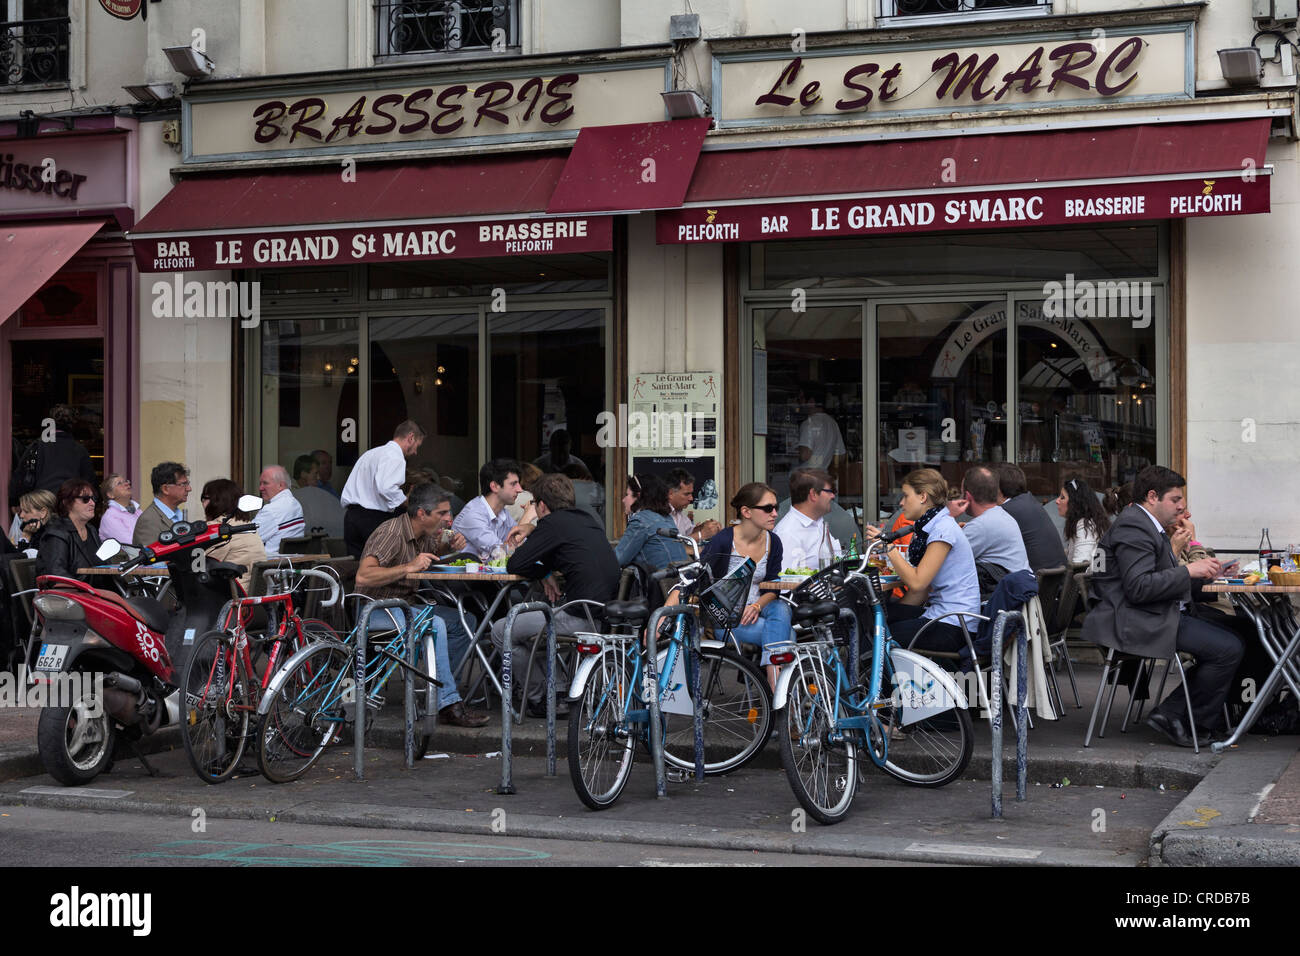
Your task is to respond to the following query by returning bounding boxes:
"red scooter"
[28,496,264,785]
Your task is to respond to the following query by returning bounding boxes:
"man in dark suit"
[132,461,191,547]
[1082,465,1242,747]
[995,463,1068,572]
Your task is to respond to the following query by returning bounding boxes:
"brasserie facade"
[6,1,1295,551]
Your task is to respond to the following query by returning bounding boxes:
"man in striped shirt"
[255,464,305,556]
[356,483,487,727]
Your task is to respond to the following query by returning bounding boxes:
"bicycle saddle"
[603,599,649,625]
[792,600,839,625]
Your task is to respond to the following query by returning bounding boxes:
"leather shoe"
[526,698,570,719]
[439,701,489,728]
[1147,711,1194,748]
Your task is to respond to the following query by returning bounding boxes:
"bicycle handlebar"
[655,527,702,562]
[262,567,341,607]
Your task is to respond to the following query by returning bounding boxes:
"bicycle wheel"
[406,630,437,759]
[660,646,772,775]
[778,655,857,825]
[878,696,974,788]
[181,629,251,785]
[568,649,636,810]
[256,641,353,784]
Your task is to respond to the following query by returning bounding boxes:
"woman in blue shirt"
[614,474,687,570]
[869,468,980,653]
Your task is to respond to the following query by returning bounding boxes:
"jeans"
[887,603,969,655]
[428,604,477,678]
[728,600,793,666]
[365,606,460,709]
[490,609,589,705]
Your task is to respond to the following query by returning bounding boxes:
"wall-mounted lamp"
[1218,46,1265,86]
[123,82,177,103]
[164,44,215,79]
[661,89,710,119]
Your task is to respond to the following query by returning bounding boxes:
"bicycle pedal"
[666,768,690,783]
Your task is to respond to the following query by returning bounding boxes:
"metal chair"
[1083,646,1200,753]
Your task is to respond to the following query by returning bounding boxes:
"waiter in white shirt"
[340,420,425,558]
[774,469,842,569]
[796,383,846,475]
[255,464,306,556]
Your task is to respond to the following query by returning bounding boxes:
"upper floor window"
[374,1,518,60]
[880,0,1048,20]
[1,0,69,88]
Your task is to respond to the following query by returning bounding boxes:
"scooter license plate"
[35,643,69,672]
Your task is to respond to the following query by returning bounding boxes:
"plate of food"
[779,567,816,583]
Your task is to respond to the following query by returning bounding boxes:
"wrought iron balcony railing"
[0,17,70,87]
[374,1,516,59]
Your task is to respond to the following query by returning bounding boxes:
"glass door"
[872,298,1008,521]
[751,304,865,516]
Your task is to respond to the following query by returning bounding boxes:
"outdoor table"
[407,569,526,702]
[1202,582,1300,751]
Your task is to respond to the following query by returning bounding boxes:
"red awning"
[0,219,105,326]
[129,151,611,271]
[658,118,1273,243]
[546,118,711,214]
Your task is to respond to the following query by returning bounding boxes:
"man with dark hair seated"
[492,473,620,717]
[1083,465,1241,747]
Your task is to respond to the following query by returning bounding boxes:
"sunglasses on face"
[749,504,779,514]
[74,495,95,504]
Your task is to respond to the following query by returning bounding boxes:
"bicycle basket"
[699,557,755,629]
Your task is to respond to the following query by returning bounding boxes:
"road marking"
[639,859,762,867]
[21,786,134,799]
[134,838,551,866]
[905,842,1041,860]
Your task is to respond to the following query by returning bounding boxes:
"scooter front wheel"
[37,691,117,786]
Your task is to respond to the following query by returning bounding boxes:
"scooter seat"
[93,589,171,634]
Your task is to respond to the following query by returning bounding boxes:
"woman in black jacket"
[36,480,102,583]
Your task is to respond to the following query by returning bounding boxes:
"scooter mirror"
[96,539,122,561]
[238,494,263,514]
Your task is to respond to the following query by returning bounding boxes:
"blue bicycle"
[254,600,443,783]
[567,536,773,810]
[776,535,974,824]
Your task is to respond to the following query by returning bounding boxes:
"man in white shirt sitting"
[340,420,425,558]
[774,469,842,570]
[453,459,521,557]
[256,464,306,557]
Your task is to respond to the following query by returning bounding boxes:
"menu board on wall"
[628,371,721,528]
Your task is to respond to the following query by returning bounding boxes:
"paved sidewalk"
[1,661,1296,865]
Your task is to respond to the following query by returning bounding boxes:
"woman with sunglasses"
[35,479,103,582]
[697,482,791,688]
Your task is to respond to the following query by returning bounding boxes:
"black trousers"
[344,505,397,559]
[888,603,967,654]
[1153,612,1245,731]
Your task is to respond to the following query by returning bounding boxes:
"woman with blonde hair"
[868,468,980,653]
[97,473,141,544]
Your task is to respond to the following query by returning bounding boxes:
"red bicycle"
[180,567,341,784]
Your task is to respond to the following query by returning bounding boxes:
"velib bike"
[567,531,773,810]
[775,531,974,824]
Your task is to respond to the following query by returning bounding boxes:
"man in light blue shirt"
[951,465,1031,575]
[132,461,190,547]
[453,459,520,557]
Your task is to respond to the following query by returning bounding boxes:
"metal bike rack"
[497,601,558,795]
[988,608,1029,819]
[353,598,413,781]
[641,604,704,798]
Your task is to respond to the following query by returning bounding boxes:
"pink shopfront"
[0,115,139,506]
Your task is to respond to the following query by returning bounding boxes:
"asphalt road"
[0,805,930,867]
